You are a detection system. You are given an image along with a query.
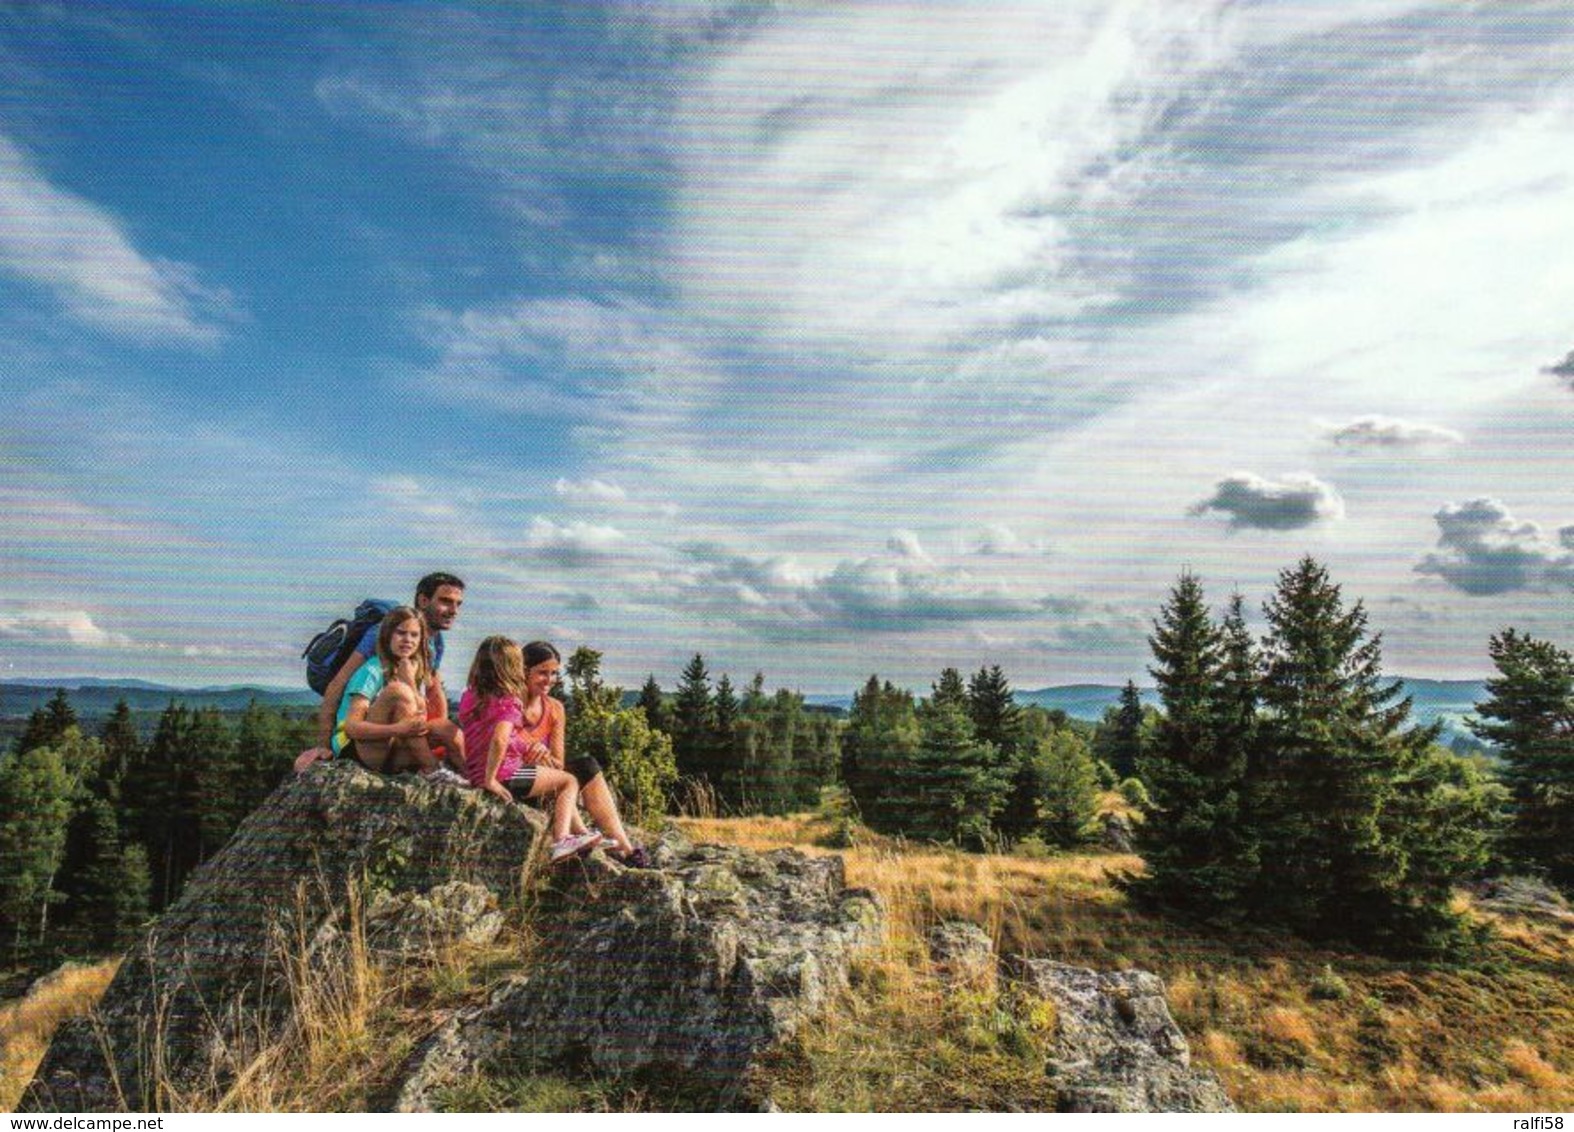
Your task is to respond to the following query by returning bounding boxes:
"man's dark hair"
[416,572,466,600]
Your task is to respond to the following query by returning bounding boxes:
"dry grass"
[0,959,120,1111]
[678,809,1574,1113]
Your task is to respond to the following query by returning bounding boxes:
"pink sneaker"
[549,832,602,863]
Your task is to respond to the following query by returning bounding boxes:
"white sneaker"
[549,832,601,863]
[422,765,470,787]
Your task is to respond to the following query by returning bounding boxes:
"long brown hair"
[466,635,526,705]
[376,606,432,690]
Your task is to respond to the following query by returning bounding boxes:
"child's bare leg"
[429,719,466,772]
[526,768,578,841]
[578,773,633,852]
[369,684,435,773]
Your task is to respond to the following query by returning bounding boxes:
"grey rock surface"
[1101,812,1135,854]
[1015,960,1235,1113]
[21,761,540,1112]
[394,832,882,1111]
[926,920,996,982]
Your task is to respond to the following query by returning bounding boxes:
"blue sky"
[2,1,1572,693]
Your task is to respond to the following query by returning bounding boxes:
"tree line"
[0,693,311,966]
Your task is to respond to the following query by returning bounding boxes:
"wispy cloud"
[0,134,235,343]
[1321,416,1463,449]
[517,516,629,566]
[1190,473,1344,531]
[1415,498,1574,595]
[554,477,628,505]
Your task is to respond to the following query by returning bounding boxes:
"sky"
[1,1,1572,694]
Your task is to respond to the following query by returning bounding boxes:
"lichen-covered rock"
[366,881,504,956]
[1014,960,1234,1113]
[21,761,540,1112]
[394,832,883,1111]
[926,921,995,983]
[1101,812,1135,854]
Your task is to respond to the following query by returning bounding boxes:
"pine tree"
[672,654,713,784]
[188,708,239,862]
[56,795,148,953]
[1255,557,1491,949]
[710,674,742,810]
[95,699,141,802]
[17,688,78,755]
[1133,571,1252,916]
[930,667,969,714]
[637,675,668,734]
[1471,629,1574,887]
[842,677,919,832]
[234,700,289,817]
[1108,681,1147,780]
[895,699,1007,847]
[1030,728,1100,846]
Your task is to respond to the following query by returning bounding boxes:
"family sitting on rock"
[295,572,650,867]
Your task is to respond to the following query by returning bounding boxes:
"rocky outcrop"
[394,837,882,1111]
[1015,960,1235,1113]
[21,761,881,1113]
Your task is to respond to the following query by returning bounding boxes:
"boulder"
[22,761,541,1112]
[1100,812,1135,854]
[1014,960,1234,1113]
[393,833,882,1111]
[22,761,882,1114]
[926,921,996,983]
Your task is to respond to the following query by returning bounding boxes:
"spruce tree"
[234,699,289,817]
[930,667,969,713]
[710,674,742,809]
[842,676,919,832]
[1256,557,1491,949]
[1133,571,1249,916]
[17,688,78,755]
[1031,728,1100,846]
[1471,629,1574,887]
[637,675,668,734]
[672,654,713,784]
[897,699,1006,847]
[96,699,140,802]
[1107,681,1147,780]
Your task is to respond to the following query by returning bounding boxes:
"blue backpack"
[303,599,398,695]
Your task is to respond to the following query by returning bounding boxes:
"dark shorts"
[505,756,602,799]
[505,765,539,800]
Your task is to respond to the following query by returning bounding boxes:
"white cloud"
[1321,416,1463,449]
[0,609,133,648]
[520,517,629,565]
[0,134,234,343]
[1190,473,1344,531]
[1415,498,1574,595]
[554,477,628,505]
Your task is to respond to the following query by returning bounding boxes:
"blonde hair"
[376,606,432,691]
[467,635,526,704]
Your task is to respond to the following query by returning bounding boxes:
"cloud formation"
[0,134,233,343]
[1321,416,1463,449]
[1415,498,1574,595]
[0,609,132,649]
[555,478,628,505]
[519,516,629,566]
[1189,473,1344,531]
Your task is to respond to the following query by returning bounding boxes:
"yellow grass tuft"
[0,959,120,1111]
[1501,1039,1562,1091]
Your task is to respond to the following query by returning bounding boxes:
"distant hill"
[808,679,1491,749]
[0,680,319,719]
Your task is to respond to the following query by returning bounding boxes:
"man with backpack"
[294,572,468,775]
